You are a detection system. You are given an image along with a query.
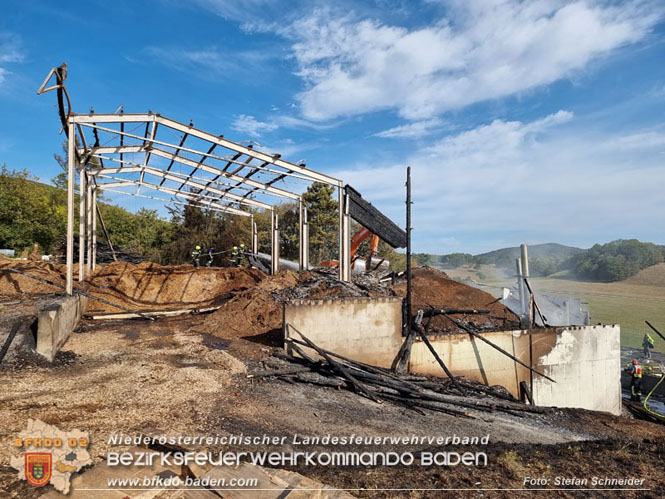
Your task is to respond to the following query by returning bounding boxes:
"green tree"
[0,165,65,253]
[303,182,338,264]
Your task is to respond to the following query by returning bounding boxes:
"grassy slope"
[442,263,665,351]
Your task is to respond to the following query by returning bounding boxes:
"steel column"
[338,187,344,281]
[78,167,86,281]
[298,198,304,271]
[66,122,75,295]
[271,212,280,275]
[338,189,351,282]
[86,179,92,276]
[302,207,309,270]
[92,186,97,271]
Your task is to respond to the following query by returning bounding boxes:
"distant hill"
[476,243,583,267]
[623,263,665,287]
[422,243,583,273]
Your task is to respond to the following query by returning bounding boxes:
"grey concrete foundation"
[36,294,88,361]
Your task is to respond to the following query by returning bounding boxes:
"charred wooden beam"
[344,184,407,248]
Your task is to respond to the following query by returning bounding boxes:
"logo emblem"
[25,453,52,487]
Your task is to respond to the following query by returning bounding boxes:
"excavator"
[321,227,389,272]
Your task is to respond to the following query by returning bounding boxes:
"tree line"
[0,166,404,270]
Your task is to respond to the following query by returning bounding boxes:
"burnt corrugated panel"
[345,185,406,248]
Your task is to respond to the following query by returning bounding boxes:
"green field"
[443,264,665,352]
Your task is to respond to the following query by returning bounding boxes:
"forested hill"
[417,243,582,270]
[0,166,172,259]
[417,240,665,283]
[477,243,583,266]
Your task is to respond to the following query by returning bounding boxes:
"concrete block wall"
[283,297,403,368]
[282,297,621,415]
[531,325,621,415]
[410,325,621,415]
[36,294,88,361]
[409,330,532,396]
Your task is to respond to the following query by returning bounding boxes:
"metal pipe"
[520,244,530,317]
[521,244,530,279]
[66,122,75,294]
[516,257,526,319]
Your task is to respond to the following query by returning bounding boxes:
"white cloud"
[374,118,445,138]
[281,1,663,121]
[140,45,278,77]
[332,110,665,253]
[273,115,341,130]
[231,114,278,137]
[0,32,24,85]
[143,46,235,74]
[189,0,280,23]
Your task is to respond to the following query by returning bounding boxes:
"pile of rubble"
[391,267,520,333]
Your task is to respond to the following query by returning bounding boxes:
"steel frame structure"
[39,65,352,294]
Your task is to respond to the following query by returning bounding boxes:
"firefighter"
[239,243,246,266]
[643,333,655,360]
[230,246,239,267]
[191,245,202,268]
[629,359,642,402]
[206,248,215,267]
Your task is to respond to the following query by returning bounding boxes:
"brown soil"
[85,262,266,313]
[0,260,67,298]
[392,267,520,333]
[3,315,665,498]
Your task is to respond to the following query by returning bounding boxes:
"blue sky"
[1,0,665,254]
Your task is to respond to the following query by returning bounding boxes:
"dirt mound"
[201,270,310,341]
[391,267,519,333]
[0,260,66,298]
[201,269,395,341]
[27,244,41,262]
[623,263,665,287]
[257,269,302,291]
[203,288,283,340]
[86,262,267,313]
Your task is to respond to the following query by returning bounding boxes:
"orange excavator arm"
[321,226,383,269]
[350,227,372,258]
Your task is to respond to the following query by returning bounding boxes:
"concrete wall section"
[409,330,532,396]
[36,294,88,361]
[409,325,621,415]
[282,298,621,415]
[531,325,621,415]
[283,297,403,368]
